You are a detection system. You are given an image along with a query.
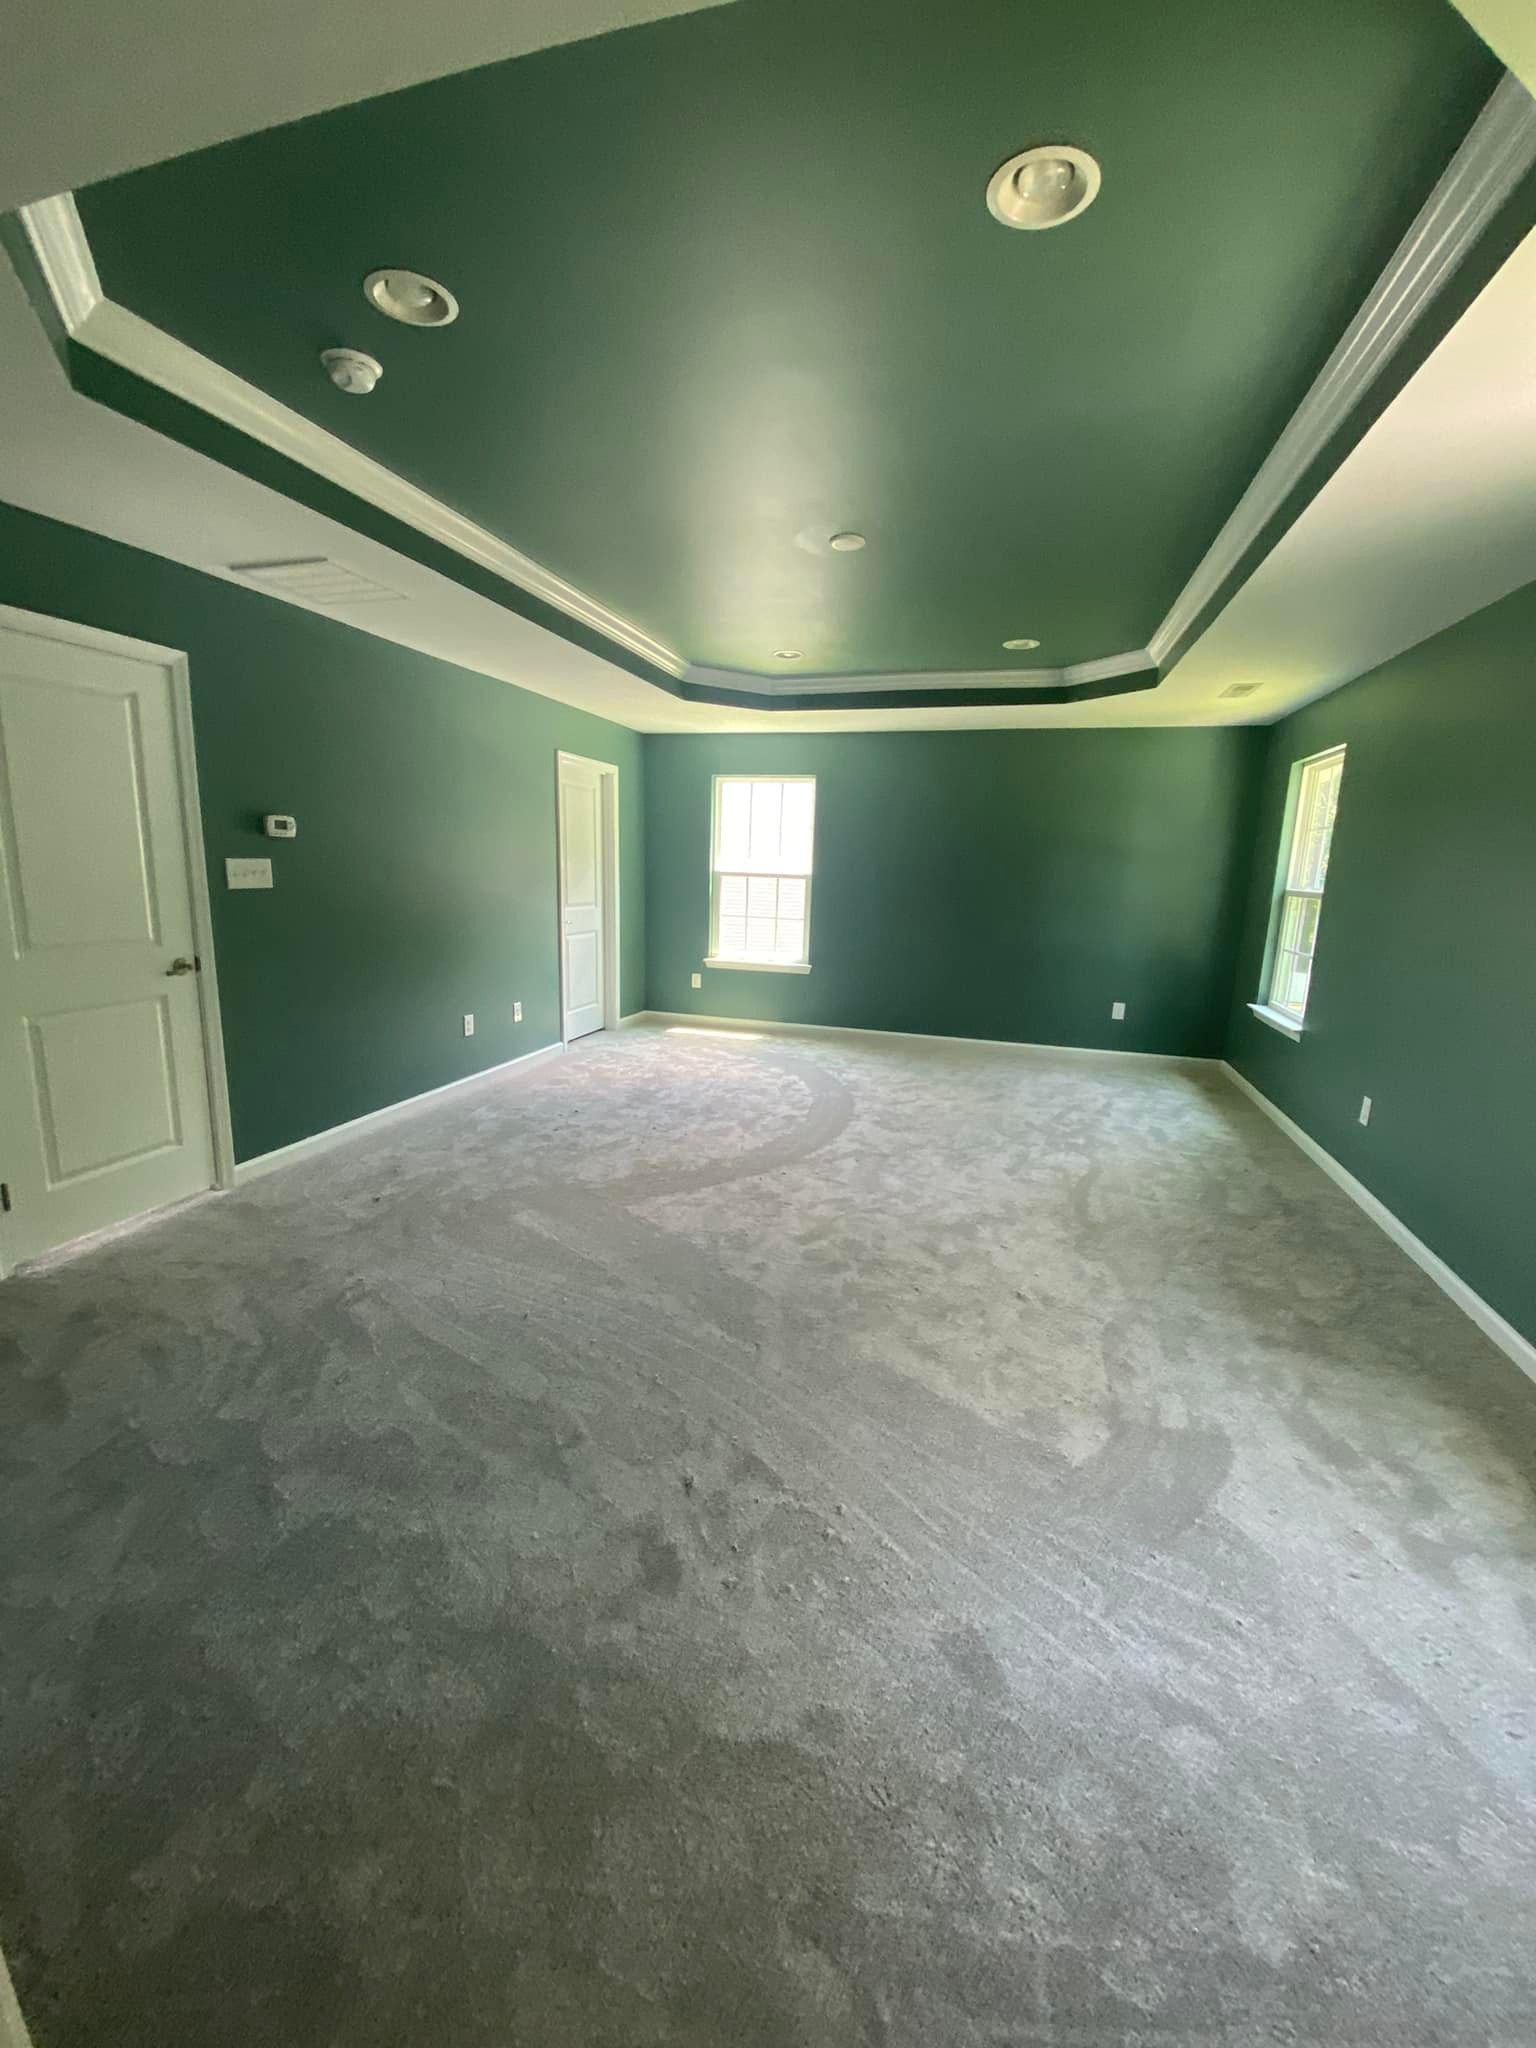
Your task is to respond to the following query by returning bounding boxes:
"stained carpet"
[2,1024,1534,2047]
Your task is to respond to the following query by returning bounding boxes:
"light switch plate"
[463,1013,475,1037]
[513,1002,523,1023]
[691,973,703,989]
[1111,1000,1126,1021]
[1359,1095,1372,1126]
[225,857,273,890]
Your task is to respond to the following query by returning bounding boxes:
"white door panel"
[557,755,610,1043]
[0,620,217,1266]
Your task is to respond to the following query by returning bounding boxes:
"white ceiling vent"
[229,557,407,607]
[1218,682,1261,699]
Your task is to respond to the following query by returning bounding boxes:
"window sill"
[704,957,812,975]
[1248,1002,1304,1041]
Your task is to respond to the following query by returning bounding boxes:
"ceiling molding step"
[1146,70,1536,666]
[17,194,687,682]
[680,650,1155,698]
[18,192,102,333]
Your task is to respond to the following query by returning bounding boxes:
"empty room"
[2,1,1534,2042]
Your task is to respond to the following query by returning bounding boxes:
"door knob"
[165,956,198,976]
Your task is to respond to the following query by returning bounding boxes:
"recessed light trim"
[828,531,866,552]
[987,145,1101,232]
[1002,637,1041,652]
[773,649,803,661]
[364,268,460,328]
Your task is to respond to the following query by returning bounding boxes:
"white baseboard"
[637,1010,1214,1067]
[1222,1063,1536,1385]
[233,1042,563,1185]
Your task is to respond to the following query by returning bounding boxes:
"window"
[1255,745,1345,1034]
[707,775,816,972]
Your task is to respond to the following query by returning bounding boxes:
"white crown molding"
[681,649,1155,696]
[20,70,1536,702]
[16,190,102,331]
[18,195,688,682]
[1147,71,1536,665]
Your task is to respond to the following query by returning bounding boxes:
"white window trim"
[1256,743,1345,1036]
[707,773,816,973]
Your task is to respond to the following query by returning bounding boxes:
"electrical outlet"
[1358,1095,1372,1126]
[691,972,703,989]
[463,1013,475,1037]
[1111,1000,1126,1021]
[513,1001,523,1023]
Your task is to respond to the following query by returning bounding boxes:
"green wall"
[0,502,644,1162]
[1226,578,1536,1345]
[645,729,1262,1055]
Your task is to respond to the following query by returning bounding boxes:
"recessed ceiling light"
[774,649,803,661]
[828,531,866,552]
[364,268,460,328]
[987,145,1101,231]
[1002,637,1041,652]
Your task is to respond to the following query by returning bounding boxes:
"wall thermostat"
[263,814,297,839]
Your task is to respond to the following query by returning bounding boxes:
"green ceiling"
[75,0,1498,682]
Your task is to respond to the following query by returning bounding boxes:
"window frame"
[1251,743,1346,1039]
[705,773,817,975]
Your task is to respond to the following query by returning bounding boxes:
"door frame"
[554,750,621,1046]
[0,604,236,1277]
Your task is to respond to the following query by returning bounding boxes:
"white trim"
[16,195,686,682]
[0,1938,37,2048]
[555,751,621,1045]
[1248,1002,1304,1041]
[232,1041,563,1184]
[21,73,1536,706]
[681,650,1155,697]
[1221,1063,1536,1385]
[0,602,237,1272]
[703,957,812,974]
[1148,73,1536,665]
[638,1010,1214,1065]
[17,190,101,333]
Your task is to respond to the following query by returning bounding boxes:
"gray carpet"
[2,1023,1534,2048]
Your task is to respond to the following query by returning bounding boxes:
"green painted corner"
[1225,576,1536,1347]
[0,499,645,1162]
[644,726,1264,1056]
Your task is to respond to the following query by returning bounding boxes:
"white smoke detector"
[364,269,459,328]
[320,347,383,395]
[987,146,1101,231]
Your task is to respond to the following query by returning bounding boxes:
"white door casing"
[0,608,230,1270]
[556,752,618,1044]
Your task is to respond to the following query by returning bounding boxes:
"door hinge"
[0,1182,11,1213]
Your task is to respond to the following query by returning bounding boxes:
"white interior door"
[558,756,606,1043]
[0,616,218,1267]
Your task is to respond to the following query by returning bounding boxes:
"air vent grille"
[229,558,407,607]
[1218,682,1261,700]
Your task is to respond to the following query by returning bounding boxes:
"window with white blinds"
[707,776,816,971]
[1262,745,1345,1027]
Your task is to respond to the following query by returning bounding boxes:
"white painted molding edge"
[16,197,686,682]
[232,1041,563,1184]
[680,649,1156,696]
[21,70,1536,706]
[1222,1063,1536,1384]
[0,1942,36,2048]
[1148,71,1536,664]
[640,1009,1215,1066]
